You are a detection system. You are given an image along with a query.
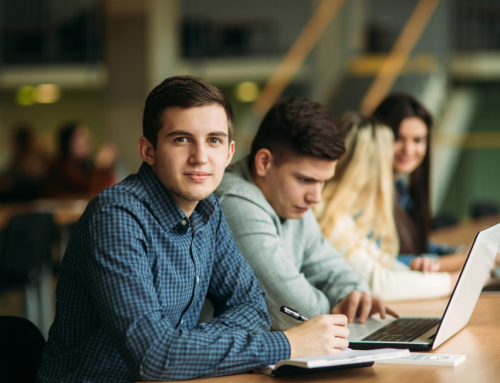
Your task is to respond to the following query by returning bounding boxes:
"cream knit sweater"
[328,215,452,301]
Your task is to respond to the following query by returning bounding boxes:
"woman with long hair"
[373,93,467,272]
[316,113,459,301]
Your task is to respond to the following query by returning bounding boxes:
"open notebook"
[257,348,410,377]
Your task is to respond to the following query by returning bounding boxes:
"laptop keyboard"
[361,318,440,343]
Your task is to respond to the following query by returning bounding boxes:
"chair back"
[0,213,54,283]
[0,316,46,383]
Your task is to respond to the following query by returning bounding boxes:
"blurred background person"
[0,124,48,202]
[373,93,467,273]
[316,113,461,301]
[43,122,117,199]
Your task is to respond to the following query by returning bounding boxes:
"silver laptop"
[348,222,500,351]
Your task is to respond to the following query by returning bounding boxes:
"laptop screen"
[432,223,500,349]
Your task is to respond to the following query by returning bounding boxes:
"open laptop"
[348,222,500,351]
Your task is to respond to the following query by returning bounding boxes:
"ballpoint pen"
[280,305,309,321]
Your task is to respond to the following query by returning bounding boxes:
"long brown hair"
[373,93,432,255]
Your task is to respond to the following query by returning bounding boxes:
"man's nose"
[306,184,322,204]
[189,141,208,164]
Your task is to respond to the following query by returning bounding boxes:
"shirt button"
[196,276,200,283]
[180,319,183,324]
[180,219,187,226]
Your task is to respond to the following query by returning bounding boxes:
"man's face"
[144,104,234,211]
[260,155,337,219]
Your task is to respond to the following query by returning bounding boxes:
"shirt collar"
[137,162,216,232]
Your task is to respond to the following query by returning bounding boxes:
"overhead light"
[16,86,35,106]
[34,84,61,103]
[235,81,260,103]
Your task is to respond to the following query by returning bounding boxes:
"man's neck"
[251,165,287,222]
[167,190,198,218]
[250,166,266,198]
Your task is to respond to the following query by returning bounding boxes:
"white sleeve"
[330,216,452,302]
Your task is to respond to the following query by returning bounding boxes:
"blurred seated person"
[316,113,461,301]
[43,122,117,199]
[0,124,47,202]
[372,93,467,273]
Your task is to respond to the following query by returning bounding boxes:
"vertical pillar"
[146,0,181,91]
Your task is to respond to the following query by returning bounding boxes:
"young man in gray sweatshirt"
[216,96,397,330]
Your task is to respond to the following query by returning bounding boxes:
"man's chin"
[282,210,307,220]
[170,186,215,203]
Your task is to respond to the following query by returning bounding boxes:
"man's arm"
[197,205,287,336]
[301,210,371,308]
[219,193,369,330]
[81,202,288,381]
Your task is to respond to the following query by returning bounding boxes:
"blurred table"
[0,199,88,229]
[430,214,500,246]
[152,295,500,383]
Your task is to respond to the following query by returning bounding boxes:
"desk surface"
[162,295,500,383]
[430,214,500,246]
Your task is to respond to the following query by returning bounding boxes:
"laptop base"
[349,342,432,352]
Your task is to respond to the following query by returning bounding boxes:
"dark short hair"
[250,96,345,167]
[143,75,234,148]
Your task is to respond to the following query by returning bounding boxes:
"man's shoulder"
[217,171,258,197]
[217,161,267,206]
[85,173,150,218]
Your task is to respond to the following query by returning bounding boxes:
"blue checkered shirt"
[37,163,290,382]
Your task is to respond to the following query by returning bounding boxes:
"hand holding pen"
[280,305,350,359]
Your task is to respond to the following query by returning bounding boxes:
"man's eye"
[208,138,221,144]
[175,137,188,143]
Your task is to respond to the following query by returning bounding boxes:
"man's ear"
[226,140,235,167]
[138,137,155,166]
[254,148,273,177]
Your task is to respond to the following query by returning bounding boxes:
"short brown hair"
[250,96,345,166]
[143,75,234,148]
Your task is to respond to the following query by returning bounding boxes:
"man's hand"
[283,314,349,359]
[331,291,399,323]
[410,256,440,272]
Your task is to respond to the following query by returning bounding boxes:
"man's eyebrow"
[165,130,228,138]
[166,130,194,138]
[208,131,228,137]
[294,172,319,182]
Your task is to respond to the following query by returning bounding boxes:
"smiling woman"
[373,93,461,262]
